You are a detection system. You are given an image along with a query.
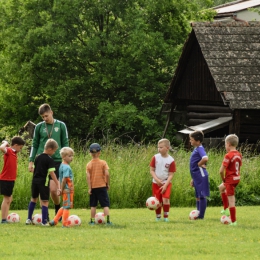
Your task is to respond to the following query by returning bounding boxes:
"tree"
[0,0,214,142]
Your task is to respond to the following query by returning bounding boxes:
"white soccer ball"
[7,213,20,223]
[32,213,42,225]
[68,215,81,227]
[95,212,106,224]
[146,196,160,210]
[220,215,231,224]
[189,210,200,220]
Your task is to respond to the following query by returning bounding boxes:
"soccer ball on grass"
[220,215,231,224]
[7,213,20,223]
[32,213,42,225]
[68,215,81,226]
[95,212,106,224]
[189,210,200,220]
[146,197,160,210]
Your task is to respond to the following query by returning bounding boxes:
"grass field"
[1,206,260,260]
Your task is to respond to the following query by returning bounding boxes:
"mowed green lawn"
[0,206,260,260]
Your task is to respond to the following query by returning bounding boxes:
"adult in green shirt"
[29,103,69,218]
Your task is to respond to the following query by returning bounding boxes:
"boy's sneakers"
[155,218,161,222]
[25,219,32,225]
[88,221,95,225]
[221,208,230,216]
[106,221,113,225]
[1,220,8,224]
[41,222,49,226]
[229,221,237,226]
[164,218,169,222]
[49,220,56,226]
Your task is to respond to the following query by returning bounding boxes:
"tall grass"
[2,143,260,210]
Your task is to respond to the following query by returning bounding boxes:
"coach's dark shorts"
[49,161,61,180]
[90,187,110,208]
[31,182,50,201]
[0,180,15,197]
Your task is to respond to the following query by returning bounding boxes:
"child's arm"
[219,165,225,182]
[86,170,92,194]
[150,167,163,186]
[49,171,61,195]
[198,156,208,168]
[105,169,110,190]
[160,172,174,193]
[0,140,8,153]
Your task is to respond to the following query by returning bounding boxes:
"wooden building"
[162,21,260,145]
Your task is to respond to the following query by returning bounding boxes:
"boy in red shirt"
[219,134,242,226]
[0,137,25,223]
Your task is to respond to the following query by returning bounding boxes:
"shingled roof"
[164,21,260,109]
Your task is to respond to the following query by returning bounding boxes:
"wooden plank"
[239,133,260,141]
[200,42,260,51]
[229,100,260,109]
[194,27,260,35]
[195,34,260,43]
[240,125,260,134]
[213,74,260,83]
[233,110,240,136]
[188,119,209,125]
[223,92,260,101]
[187,105,232,113]
[209,67,260,75]
[192,22,260,28]
[187,112,232,119]
[203,51,260,59]
[215,83,260,92]
[206,58,260,67]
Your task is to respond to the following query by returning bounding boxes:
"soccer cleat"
[49,220,56,226]
[25,219,32,225]
[155,218,161,222]
[106,221,113,225]
[221,208,230,216]
[88,221,95,225]
[41,222,49,226]
[229,221,237,226]
[1,220,8,224]
[164,218,169,222]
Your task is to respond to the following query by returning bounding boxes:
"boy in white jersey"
[150,139,176,222]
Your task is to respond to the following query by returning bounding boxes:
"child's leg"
[196,199,200,211]
[53,208,64,224]
[90,207,96,223]
[198,197,207,219]
[162,198,170,219]
[152,183,162,219]
[62,209,69,227]
[41,200,49,224]
[219,183,229,210]
[1,195,12,220]
[27,198,37,220]
[228,195,236,223]
[103,206,111,223]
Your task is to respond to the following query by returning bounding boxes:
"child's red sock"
[221,192,229,209]
[229,207,236,223]
[155,207,162,219]
[163,204,170,218]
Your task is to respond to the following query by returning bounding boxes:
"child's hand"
[57,189,61,196]
[190,179,194,187]
[156,179,163,186]
[159,184,166,194]
[88,189,92,195]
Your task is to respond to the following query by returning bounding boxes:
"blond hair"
[44,138,58,150]
[60,147,74,157]
[158,138,170,147]
[225,134,239,147]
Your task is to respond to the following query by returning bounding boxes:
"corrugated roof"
[215,0,260,14]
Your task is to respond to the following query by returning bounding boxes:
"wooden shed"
[162,21,260,145]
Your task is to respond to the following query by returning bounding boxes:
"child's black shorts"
[31,183,50,201]
[90,187,110,207]
[0,180,15,197]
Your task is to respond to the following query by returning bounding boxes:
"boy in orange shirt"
[219,134,242,226]
[86,143,111,225]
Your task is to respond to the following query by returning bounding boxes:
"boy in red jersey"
[0,137,25,223]
[219,134,242,226]
[86,143,111,225]
[150,139,176,222]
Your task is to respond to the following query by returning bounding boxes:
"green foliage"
[0,0,215,141]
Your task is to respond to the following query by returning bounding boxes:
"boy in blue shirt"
[189,131,210,219]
